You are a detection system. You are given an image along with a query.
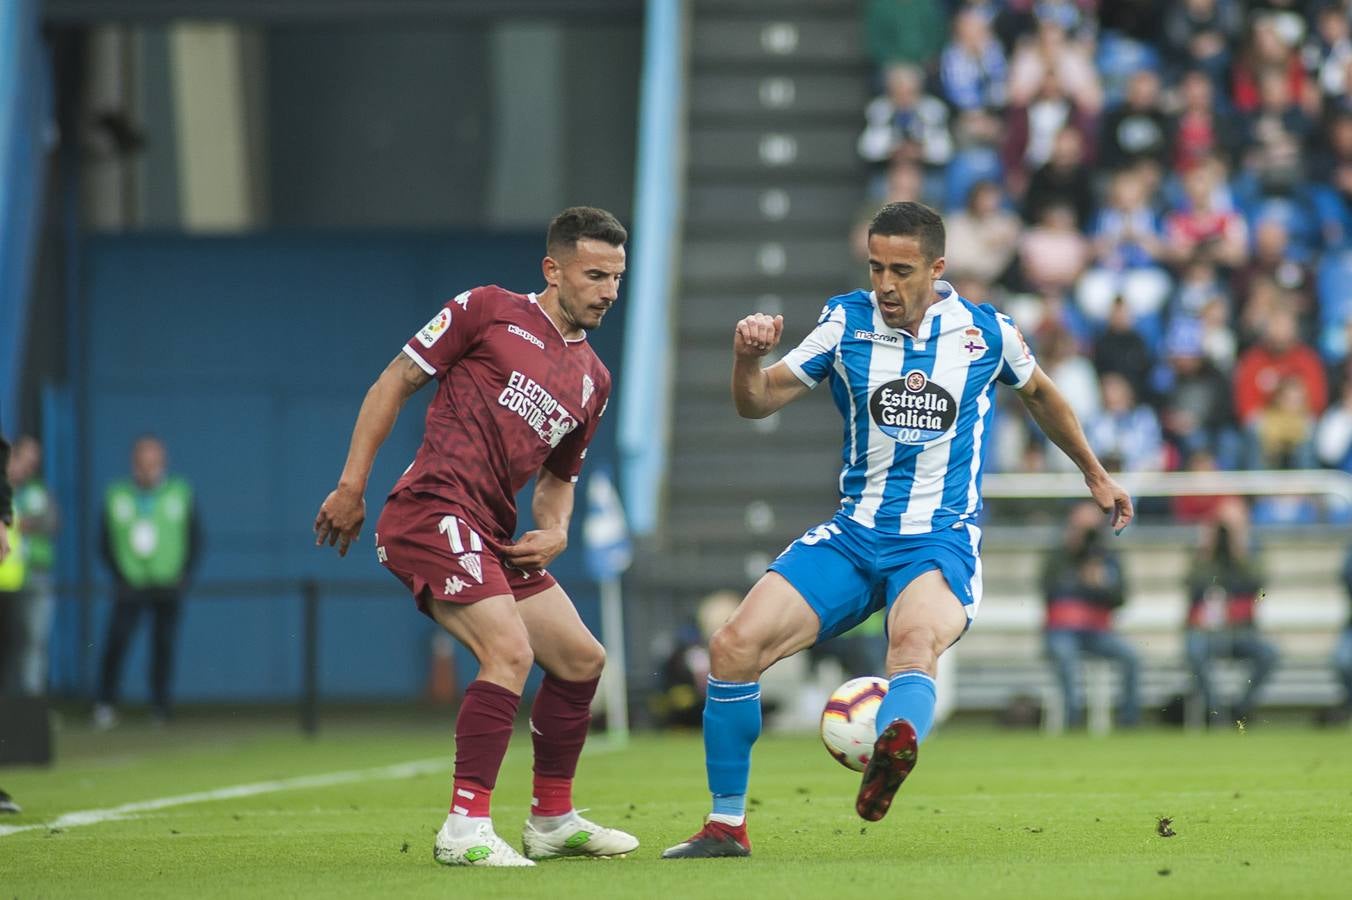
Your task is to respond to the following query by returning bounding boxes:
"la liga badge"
[417,308,452,348]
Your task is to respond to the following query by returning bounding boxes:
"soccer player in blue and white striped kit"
[663,202,1134,858]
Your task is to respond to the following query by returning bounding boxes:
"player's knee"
[489,636,535,680]
[573,639,606,680]
[708,621,773,675]
[709,621,761,678]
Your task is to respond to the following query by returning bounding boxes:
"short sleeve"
[544,375,611,484]
[401,288,491,377]
[780,304,846,388]
[995,312,1037,388]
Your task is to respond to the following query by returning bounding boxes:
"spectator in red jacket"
[1163,163,1249,270]
[1233,308,1328,423]
[1170,70,1241,173]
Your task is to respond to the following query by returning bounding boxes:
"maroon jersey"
[392,285,612,549]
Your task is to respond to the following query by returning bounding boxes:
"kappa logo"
[458,552,484,584]
[417,308,452,348]
[376,545,387,563]
[582,373,595,407]
[444,576,470,596]
[507,324,546,350]
[961,326,988,357]
[854,329,900,346]
[453,290,471,310]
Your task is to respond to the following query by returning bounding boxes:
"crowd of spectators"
[859,0,1352,521]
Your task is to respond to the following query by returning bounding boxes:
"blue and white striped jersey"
[781,281,1036,535]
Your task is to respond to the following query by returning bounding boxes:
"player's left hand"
[503,528,567,571]
[314,486,366,557]
[1086,471,1134,534]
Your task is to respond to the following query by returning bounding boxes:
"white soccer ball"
[820,676,888,772]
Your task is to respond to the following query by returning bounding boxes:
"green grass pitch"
[3,714,1351,898]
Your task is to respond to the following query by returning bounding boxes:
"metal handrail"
[983,469,1352,505]
[53,577,407,736]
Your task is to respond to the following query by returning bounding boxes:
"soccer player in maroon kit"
[314,207,638,867]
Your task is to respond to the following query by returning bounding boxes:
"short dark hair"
[546,206,628,256]
[867,201,945,261]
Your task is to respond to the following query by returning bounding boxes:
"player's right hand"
[314,486,365,557]
[734,313,784,359]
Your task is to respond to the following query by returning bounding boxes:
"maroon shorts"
[374,491,556,616]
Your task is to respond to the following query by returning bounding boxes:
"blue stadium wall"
[70,232,625,702]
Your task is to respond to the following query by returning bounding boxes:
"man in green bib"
[93,435,200,728]
[5,436,59,696]
[0,434,23,812]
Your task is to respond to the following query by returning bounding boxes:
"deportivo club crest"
[961,326,988,358]
[582,374,595,408]
[869,370,958,445]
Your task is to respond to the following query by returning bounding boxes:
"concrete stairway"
[628,0,872,678]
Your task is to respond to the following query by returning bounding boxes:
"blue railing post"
[618,0,686,535]
[301,579,320,736]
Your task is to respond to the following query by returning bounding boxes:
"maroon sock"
[530,674,600,815]
[450,679,521,817]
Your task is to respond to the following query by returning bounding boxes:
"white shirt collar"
[528,292,588,344]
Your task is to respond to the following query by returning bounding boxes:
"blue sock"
[877,670,938,742]
[704,677,761,820]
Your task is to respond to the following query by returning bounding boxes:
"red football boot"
[660,818,752,859]
[855,718,919,822]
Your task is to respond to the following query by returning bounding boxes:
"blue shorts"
[768,512,983,642]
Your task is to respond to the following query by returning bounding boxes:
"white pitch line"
[0,757,451,838]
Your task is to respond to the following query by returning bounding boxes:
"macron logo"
[855,329,899,346]
[508,324,545,350]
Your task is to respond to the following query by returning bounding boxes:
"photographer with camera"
[1042,501,1140,728]
[1183,498,1278,725]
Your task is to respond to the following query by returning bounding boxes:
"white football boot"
[434,819,535,867]
[522,810,640,860]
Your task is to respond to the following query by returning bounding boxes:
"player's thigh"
[516,583,605,681]
[763,518,876,643]
[710,572,825,679]
[427,591,532,671]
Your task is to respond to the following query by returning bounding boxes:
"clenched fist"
[734,313,784,359]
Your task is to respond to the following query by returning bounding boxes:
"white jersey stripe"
[851,305,902,529]
[965,387,993,517]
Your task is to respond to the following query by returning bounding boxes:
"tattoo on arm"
[389,353,433,394]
